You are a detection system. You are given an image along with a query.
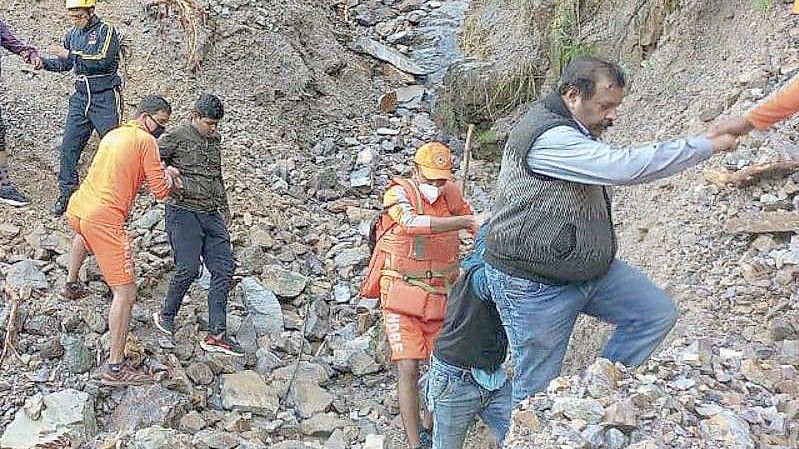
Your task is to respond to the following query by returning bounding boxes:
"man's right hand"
[711,134,739,154]
[706,116,754,138]
[458,215,477,233]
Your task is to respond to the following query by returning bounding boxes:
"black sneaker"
[52,193,71,217]
[0,184,30,207]
[152,311,174,336]
[200,334,245,357]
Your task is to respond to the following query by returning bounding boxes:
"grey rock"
[261,266,308,298]
[777,340,799,365]
[269,441,316,449]
[132,208,164,230]
[364,434,386,449]
[0,389,97,449]
[352,36,430,75]
[603,399,637,429]
[39,230,72,254]
[38,336,64,359]
[192,430,239,449]
[605,428,627,449]
[332,334,380,375]
[6,259,47,290]
[131,426,193,449]
[305,299,331,341]
[324,429,349,449]
[349,166,373,188]
[333,283,351,303]
[395,85,425,107]
[241,276,285,337]
[386,30,414,45]
[583,358,622,398]
[698,411,754,449]
[239,244,267,274]
[256,347,284,375]
[0,223,20,238]
[179,410,207,432]
[110,384,190,434]
[299,413,348,436]
[291,382,334,419]
[61,333,94,374]
[186,362,215,385]
[551,397,604,424]
[333,247,369,269]
[221,370,279,417]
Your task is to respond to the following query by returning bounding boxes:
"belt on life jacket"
[380,263,459,294]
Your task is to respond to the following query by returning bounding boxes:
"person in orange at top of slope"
[59,95,181,388]
[360,142,476,449]
[710,73,799,136]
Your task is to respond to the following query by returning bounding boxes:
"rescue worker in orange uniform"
[361,142,476,449]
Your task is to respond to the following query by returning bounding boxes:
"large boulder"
[0,389,97,449]
[221,370,279,418]
[110,384,190,434]
[240,277,285,339]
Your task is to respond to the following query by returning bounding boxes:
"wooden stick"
[460,124,475,194]
[0,283,21,369]
[704,160,799,188]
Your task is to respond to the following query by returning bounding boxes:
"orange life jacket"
[359,177,469,321]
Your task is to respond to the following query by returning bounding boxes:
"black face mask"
[150,124,165,139]
[145,114,165,138]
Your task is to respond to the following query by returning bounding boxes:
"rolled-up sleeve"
[746,75,799,130]
[527,126,714,186]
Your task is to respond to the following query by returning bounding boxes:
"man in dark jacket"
[41,0,123,216]
[484,56,740,407]
[0,19,40,206]
[151,93,242,357]
[426,224,511,449]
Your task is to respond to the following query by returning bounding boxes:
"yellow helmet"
[65,0,96,8]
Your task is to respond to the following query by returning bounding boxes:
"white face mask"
[418,183,441,203]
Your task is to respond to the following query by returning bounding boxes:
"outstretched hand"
[47,46,69,60]
[706,116,753,138]
[710,134,739,154]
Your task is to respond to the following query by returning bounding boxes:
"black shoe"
[52,194,70,217]
[0,184,30,207]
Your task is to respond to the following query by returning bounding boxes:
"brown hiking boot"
[60,282,89,300]
[100,362,153,387]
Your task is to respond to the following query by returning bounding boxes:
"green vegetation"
[754,0,773,13]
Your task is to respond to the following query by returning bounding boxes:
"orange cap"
[414,142,453,180]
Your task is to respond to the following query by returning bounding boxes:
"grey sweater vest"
[485,93,616,283]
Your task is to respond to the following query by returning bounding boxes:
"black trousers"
[58,87,121,195]
[161,204,234,335]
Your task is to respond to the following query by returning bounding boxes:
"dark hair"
[194,93,224,120]
[135,95,172,116]
[558,56,626,100]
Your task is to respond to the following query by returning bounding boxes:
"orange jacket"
[67,121,171,226]
[360,178,472,320]
[747,74,799,130]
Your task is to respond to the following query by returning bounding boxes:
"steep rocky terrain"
[0,0,798,448]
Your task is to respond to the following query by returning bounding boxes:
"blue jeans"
[485,260,678,406]
[425,357,512,449]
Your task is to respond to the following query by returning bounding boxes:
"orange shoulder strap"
[392,177,424,215]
